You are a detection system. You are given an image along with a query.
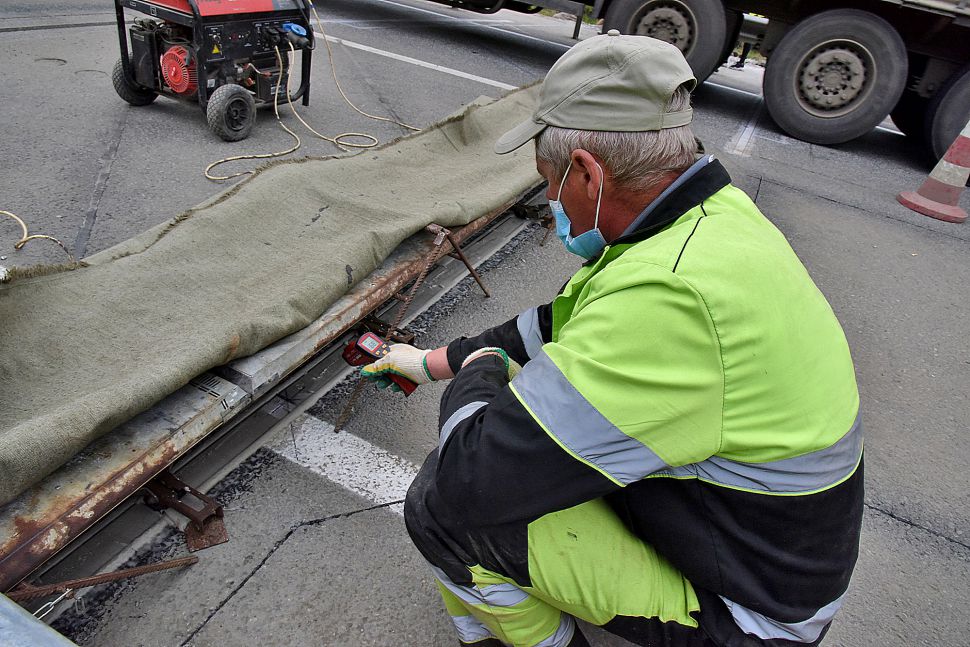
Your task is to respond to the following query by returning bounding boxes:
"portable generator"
[112,0,315,141]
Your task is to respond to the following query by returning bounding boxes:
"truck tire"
[718,9,743,69]
[112,59,157,107]
[925,64,970,161]
[603,0,727,83]
[206,84,256,142]
[762,9,907,145]
[890,90,929,141]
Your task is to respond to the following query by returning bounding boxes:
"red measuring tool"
[342,332,418,396]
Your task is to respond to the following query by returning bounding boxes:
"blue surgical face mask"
[548,159,607,260]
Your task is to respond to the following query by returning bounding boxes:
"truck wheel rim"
[794,39,873,118]
[226,97,251,131]
[633,1,696,56]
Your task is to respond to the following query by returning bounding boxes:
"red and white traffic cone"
[897,118,970,224]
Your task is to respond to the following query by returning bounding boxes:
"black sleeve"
[433,354,618,526]
[445,303,553,374]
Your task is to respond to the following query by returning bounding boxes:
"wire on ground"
[205,1,421,182]
[0,210,78,266]
[308,0,420,133]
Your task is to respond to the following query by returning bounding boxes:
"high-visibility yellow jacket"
[406,159,863,645]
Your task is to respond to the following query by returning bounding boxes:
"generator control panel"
[204,19,310,61]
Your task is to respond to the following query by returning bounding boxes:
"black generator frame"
[113,0,314,111]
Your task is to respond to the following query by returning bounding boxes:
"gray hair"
[534,84,698,193]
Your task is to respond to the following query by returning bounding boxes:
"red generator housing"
[112,0,314,141]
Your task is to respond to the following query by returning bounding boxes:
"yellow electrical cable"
[307,0,420,132]
[284,42,379,150]
[0,210,77,265]
[204,0,425,182]
[204,48,302,181]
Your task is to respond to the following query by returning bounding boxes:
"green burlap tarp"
[0,86,541,506]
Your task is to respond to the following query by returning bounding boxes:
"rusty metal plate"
[184,517,229,552]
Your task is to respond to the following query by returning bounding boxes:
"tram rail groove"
[0,190,543,619]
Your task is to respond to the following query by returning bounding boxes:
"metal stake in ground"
[6,556,199,603]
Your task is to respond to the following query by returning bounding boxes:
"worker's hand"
[360,344,435,388]
[461,347,522,381]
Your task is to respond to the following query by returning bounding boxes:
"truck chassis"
[439,0,970,159]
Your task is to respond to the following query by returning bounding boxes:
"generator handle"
[185,0,211,110]
[289,45,312,106]
[291,0,315,106]
[114,0,133,84]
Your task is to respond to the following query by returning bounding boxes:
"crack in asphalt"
[177,496,967,647]
[178,501,403,647]
[72,106,129,259]
[864,502,969,551]
[753,174,764,204]
[340,45,414,136]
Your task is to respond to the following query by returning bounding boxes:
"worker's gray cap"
[495,31,697,154]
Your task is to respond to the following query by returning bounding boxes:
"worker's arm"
[361,303,553,386]
[432,270,723,526]
[444,303,553,373]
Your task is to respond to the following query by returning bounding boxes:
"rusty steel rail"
[0,189,536,594]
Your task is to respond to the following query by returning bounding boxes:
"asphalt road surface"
[1,1,968,646]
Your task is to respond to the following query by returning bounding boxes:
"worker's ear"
[570,149,605,201]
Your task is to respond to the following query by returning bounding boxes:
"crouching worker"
[361,32,863,647]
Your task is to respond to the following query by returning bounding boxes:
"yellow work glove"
[460,347,522,381]
[360,343,434,391]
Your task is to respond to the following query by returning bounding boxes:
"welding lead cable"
[283,42,378,150]
[307,0,421,132]
[0,210,78,265]
[204,48,302,182]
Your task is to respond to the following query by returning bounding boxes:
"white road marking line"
[318,18,379,30]
[727,101,764,157]
[706,80,762,99]
[318,17,514,29]
[316,32,518,90]
[271,414,418,515]
[372,0,572,49]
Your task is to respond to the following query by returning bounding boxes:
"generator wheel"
[207,84,256,142]
[112,59,157,106]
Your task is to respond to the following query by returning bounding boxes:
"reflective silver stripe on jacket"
[511,352,668,484]
[720,592,846,642]
[536,614,576,647]
[431,566,530,608]
[440,401,488,452]
[516,306,545,360]
[449,614,494,643]
[656,415,862,494]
